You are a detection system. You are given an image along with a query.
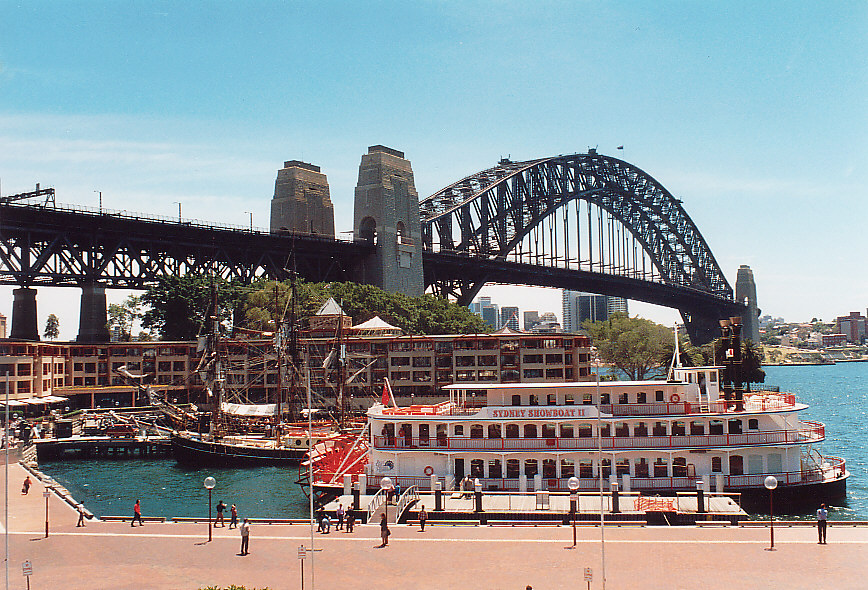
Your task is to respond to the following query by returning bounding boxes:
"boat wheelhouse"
[345,365,847,511]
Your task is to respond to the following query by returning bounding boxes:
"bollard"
[435,481,443,512]
[429,473,437,491]
[352,481,360,511]
[697,482,705,514]
[474,480,483,513]
[611,481,620,514]
[343,474,352,496]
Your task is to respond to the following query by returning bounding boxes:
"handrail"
[395,485,420,524]
[367,487,387,522]
[372,422,825,452]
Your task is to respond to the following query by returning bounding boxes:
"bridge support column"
[683,309,728,346]
[735,265,760,343]
[77,284,110,343]
[10,287,40,341]
[353,145,424,297]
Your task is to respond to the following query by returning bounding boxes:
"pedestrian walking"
[378,512,390,547]
[336,503,345,530]
[320,513,331,534]
[215,500,226,527]
[229,503,238,529]
[316,509,325,533]
[418,504,428,532]
[131,499,143,526]
[21,475,31,495]
[239,519,250,555]
[346,510,355,533]
[817,503,828,544]
[77,504,86,527]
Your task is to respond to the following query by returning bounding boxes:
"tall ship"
[308,326,848,512]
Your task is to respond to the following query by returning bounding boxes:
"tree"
[141,276,247,340]
[43,314,60,340]
[108,295,143,341]
[695,337,766,386]
[582,313,675,380]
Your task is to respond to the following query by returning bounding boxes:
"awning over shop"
[220,402,279,417]
[40,395,69,403]
[0,400,27,407]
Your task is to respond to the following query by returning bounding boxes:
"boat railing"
[372,422,825,452]
[395,485,420,523]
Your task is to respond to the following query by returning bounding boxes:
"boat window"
[524,459,538,477]
[687,373,693,383]
[767,453,782,473]
[582,394,593,405]
[600,423,611,437]
[616,458,630,476]
[506,459,520,478]
[634,422,648,437]
[711,457,722,472]
[436,424,447,446]
[542,423,556,438]
[637,391,647,404]
[729,455,744,476]
[709,371,718,383]
[690,421,704,435]
[561,459,575,478]
[671,421,686,436]
[470,424,484,439]
[728,419,742,435]
[488,424,501,438]
[618,393,629,404]
[547,393,557,406]
[672,457,688,477]
[709,420,724,435]
[505,424,519,438]
[560,424,574,438]
[653,422,667,436]
[614,423,629,437]
[489,459,502,479]
[564,393,575,405]
[511,394,521,406]
[653,458,668,477]
[542,459,557,478]
[529,395,539,406]
[523,424,538,438]
[381,423,395,446]
[635,458,649,478]
[401,424,412,446]
[418,424,429,445]
[600,393,610,405]
[579,461,593,478]
[655,390,664,402]
[748,455,763,475]
[453,424,464,436]
[600,459,611,479]
[470,459,485,478]
[748,418,759,430]
[578,423,592,438]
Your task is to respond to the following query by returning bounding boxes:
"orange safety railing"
[635,496,676,512]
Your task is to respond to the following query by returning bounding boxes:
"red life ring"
[423,466,434,476]
[669,393,681,403]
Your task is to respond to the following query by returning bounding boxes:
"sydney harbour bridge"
[0,147,757,344]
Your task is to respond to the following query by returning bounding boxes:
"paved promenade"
[2,463,866,590]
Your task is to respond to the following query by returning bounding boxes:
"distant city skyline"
[1,2,865,340]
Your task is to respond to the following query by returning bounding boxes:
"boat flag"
[725,348,735,358]
[381,381,390,406]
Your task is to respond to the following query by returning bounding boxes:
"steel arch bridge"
[419,151,742,340]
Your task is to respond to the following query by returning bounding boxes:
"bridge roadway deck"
[2,463,865,590]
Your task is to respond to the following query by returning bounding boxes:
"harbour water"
[39,363,868,521]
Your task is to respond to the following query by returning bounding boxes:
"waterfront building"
[0,327,592,414]
[835,312,866,344]
[523,311,539,331]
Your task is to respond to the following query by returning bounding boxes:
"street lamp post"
[380,477,392,505]
[568,476,579,548]
[43,487,51,538]
[204,476,216,542]
[764,476,777,551]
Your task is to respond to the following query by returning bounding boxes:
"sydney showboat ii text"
[312,365,847,512]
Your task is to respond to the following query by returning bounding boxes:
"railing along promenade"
[374,420,825,452]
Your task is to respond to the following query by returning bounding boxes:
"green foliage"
[141,276,247,340]
[43,313,60,340]
[583,313,675,380]
[695,337,766,385]
[108,295,143,341]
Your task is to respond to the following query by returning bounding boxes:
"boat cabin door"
[454,458,465,487]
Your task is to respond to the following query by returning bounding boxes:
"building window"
[470,424,484,439]
[505,424,519,438]
[524,459,538,477]
[542,459,557,478]
[523,354,543,364]
[488,424,501,438]
[470,459,484,478]
[541,423,556,438]
[507,459,520,478]
[489,459,502,479]
[560,424,574,438]
[560,459,575,479]
[711,457,722,473]
[391,357,410,366]
[412,357,431,368]
[523,424,537,438]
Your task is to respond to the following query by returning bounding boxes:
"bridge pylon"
[353,145,424,297]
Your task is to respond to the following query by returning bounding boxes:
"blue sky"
[1,1,866,339]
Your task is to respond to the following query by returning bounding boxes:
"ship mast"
[205,281,223,439]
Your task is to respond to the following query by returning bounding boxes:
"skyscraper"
[500,306,520,330]
[562,290,628,332]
